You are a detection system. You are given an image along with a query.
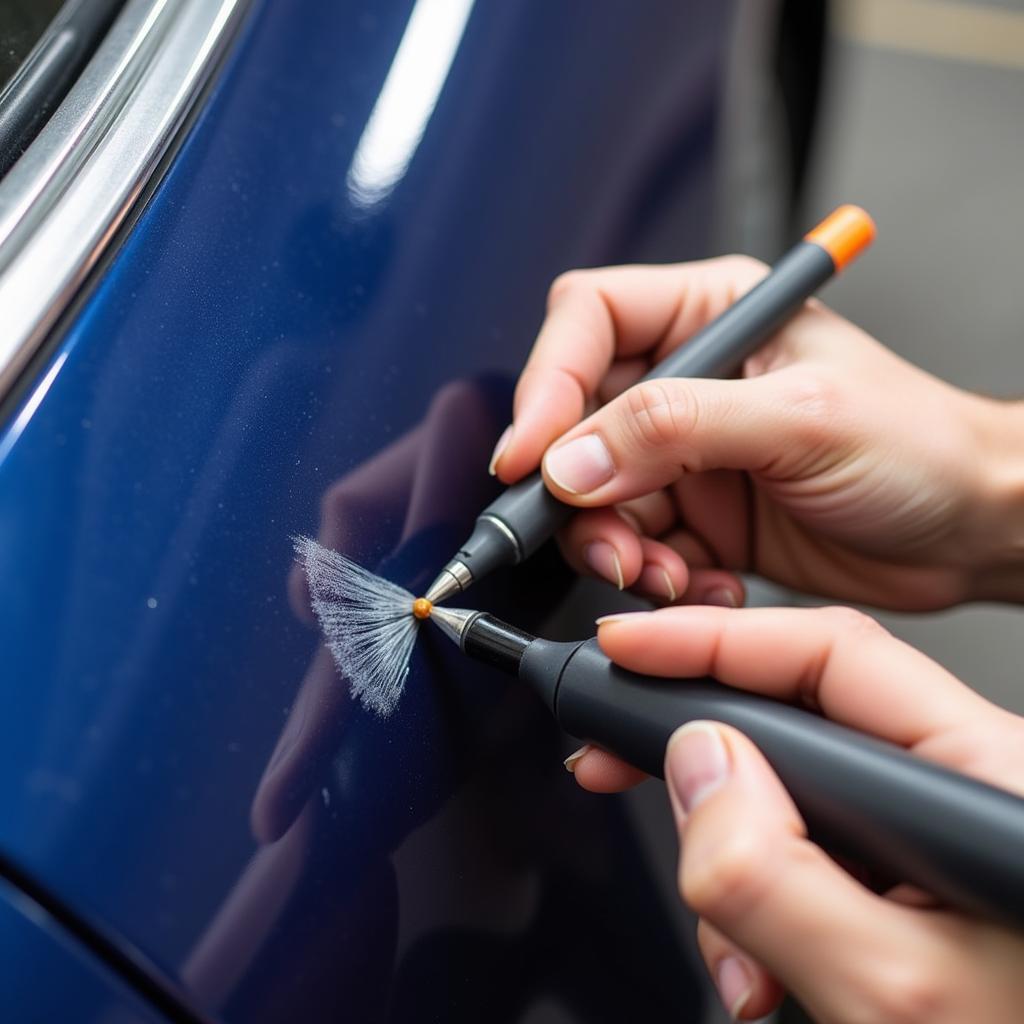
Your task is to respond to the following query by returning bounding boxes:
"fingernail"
[544,434,614,494]
[665,722,730,819]
[488,425,513,476]
[638,565,676,602]
[704,587,738,608]
[563,745,590,773]
[584,541,624,590]
[595,611,649,626]
[715,956,753,1021]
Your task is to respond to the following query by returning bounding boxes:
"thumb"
[541,371,828,505]
[667,721,933,1023]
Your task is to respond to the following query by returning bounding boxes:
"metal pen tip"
[427,606,477,647]
[424,559,474,605]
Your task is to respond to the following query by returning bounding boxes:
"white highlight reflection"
[346,0,475,210]
[0,351,67,465]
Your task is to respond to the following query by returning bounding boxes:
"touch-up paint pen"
[427,606,1024,931]
[424,205,877,605]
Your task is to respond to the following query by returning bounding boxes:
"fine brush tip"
[293,535,424,718]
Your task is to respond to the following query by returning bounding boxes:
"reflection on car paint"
[0,0,732,1018]
[347,0,476,210]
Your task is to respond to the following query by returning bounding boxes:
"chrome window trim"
[0,0,252,397]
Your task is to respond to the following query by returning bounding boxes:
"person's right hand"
[492,258,1024,610]
[580,605,1024,1022]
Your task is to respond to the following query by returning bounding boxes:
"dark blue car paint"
[0,875,167,1023]
[0,1,734,1019]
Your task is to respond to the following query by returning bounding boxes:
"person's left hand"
[574,606,1024,1022]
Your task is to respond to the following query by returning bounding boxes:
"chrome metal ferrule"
[427,606,479,648]
[423,559,473,605]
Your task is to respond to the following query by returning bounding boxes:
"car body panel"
[0,876,169,1022]
[0,1,733,1019]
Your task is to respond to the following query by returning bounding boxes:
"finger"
[668,722,944,1022]
[670,468,753,570]
[681,569,746,608]
[616,490,677,537]
[557,508,646,589]
[600,606,996,747]
[658,527,718,569]
[558,511,690,599]
[251,647,352,843]
[496,258,768,481]
[564,744,648,793]
[630,535,689,605]
[696,919,784,1021]
[884,883,941,910]
[656,529,746,607]
[541,370,825,506]
[404,378,506,535]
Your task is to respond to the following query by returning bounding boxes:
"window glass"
[0,0,123,178]
[0,0,65,94]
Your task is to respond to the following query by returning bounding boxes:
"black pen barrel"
[649,240,833,380]
[464,208,874,578]
[515,634,1024,931]
[459,614,1024,929]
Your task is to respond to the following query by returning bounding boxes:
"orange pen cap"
[804,205,876,272]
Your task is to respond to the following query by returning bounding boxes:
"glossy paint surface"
[0,1,732,1019]
[0,876,167,1023]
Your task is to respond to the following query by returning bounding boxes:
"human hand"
[492,258,1024,609]
[577,605,1024,1022]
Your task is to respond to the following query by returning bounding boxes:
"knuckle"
[720,253,768,280]
[623,381,698,452]
[429,377,475,413]
[680,827,770,922]
[817,605,889,641]
[320,479,348,518]
[321,479,371,526]
[853,964,948,1024]
[547,269,590,307]
[778,371,844,438]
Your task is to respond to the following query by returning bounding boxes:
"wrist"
[966,397,1024,603]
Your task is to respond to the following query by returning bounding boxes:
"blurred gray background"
[808,0,1024,714]
[715,0,1024,709]
[624,3,1024,1020]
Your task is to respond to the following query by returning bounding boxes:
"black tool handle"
[648,241,833,380]
[480,241,835,563]
[478,475,573,562]
[526,637,1024,929]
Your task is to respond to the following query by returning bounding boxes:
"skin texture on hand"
[578,606,1024,1023]
[492,257,1024,609]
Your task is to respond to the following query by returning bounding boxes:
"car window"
[0,1,65,92]
[0,0,123,177]
[0,0,251,403]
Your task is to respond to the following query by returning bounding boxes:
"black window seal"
[0,0,127,178]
